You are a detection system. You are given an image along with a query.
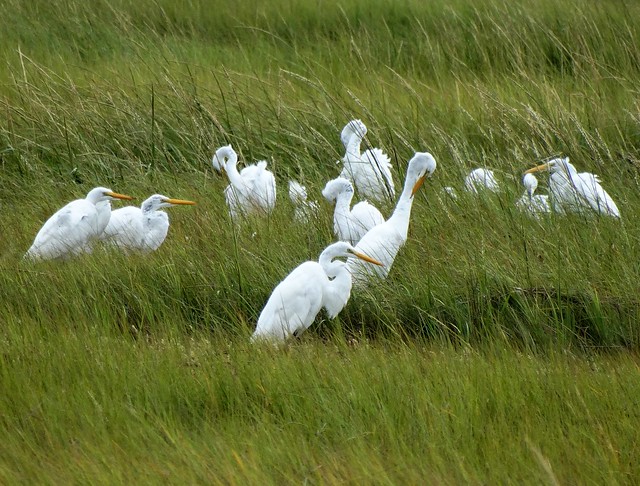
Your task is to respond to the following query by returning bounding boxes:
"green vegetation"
[1,0,640,482]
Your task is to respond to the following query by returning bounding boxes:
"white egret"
[464,168,500,194]
[25,187,133,260]
[288,180,319,223]
[516,173,550,217]
[524,157,620,218]
[212,145,276,220]
[101,194,196,252]
[252,241,383,343]
[346,152,437,284]
[322,177,385,246]
[339,119,395,203]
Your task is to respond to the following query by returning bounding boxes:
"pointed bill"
[411,175,427,197]
[524,163,550,175]
[166,198,196,206]
[352,250,384,266]
[106,191,134,200]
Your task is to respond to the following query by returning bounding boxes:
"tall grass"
[2,0,640,482]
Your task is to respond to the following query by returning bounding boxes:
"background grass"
[2,0,640,482]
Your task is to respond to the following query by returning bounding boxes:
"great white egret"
[346,152,437,284]
[212,145,276,220]
[524,157,620,218]
[252,241,383,343]
[322,177,385,246]
[339,119,395,203]
[25,187,133,260]
[464,168,500,194]
[516,173,551,217]
[288,180,319,223]
[101,194,196,252]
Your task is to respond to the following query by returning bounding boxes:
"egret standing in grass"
[524,157,620,218]
[322,177,385,246]
[339,119,395,203]
[516,173,550,217]
[252,241,383,343]
[212,144,276,220]
[101,194,196,253]
[346,152,437,284]
[25,187,133,260]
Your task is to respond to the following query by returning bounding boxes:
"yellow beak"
[411,174,427,197]
[106,191,134,201]
[352,250,384,266]
[166,198,196,206]
[524,163,550,175]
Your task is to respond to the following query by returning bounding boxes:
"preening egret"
[252,241,383,343]
[524,157,620,218]
[101,194,196,252]
[289,180,319,223]
[464,168,500,194]
[322,177,385,246]
[339,119,395,203]
[516,173,550,217]
[212,145,276,220]
[25,187,133,260]
[346,152,437,284]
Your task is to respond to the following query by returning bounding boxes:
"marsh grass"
[2,0,640,482]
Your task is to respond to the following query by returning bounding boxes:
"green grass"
[2,0,640,482]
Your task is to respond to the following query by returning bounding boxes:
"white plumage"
[464,168,500,194]
[339,119,395,203]
[516,173,551,217]
[525,157,620,218]
[212,144,276,220]
[346,152,437,285]
[252,241,383,343]
[288,180,319,223]
[322,177,385,246]
[25,186,133,260]
[101,194,196,252]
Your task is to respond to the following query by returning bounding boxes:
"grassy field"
[2,0,640,482]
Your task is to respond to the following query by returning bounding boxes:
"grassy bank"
[1,0,640,482]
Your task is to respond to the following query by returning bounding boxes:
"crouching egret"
[101,194,196,252]
[252,241,383,343]
[289,180,319,223]
[25,187,133,260]
[339,119,395,203]
[346,152,437,284]
[212,145,276,220]
[524,157,620,218]
[464,168,500,194]
[516,173,550,217]
[322,177,385,246]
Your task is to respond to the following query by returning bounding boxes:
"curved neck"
[386,171,418,236]
[345,132,363,158]
[334,191,353,213]
[222,149,244,190]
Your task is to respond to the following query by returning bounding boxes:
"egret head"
[522,173,538,196]
[288,180,308,204]
[86,187,133,204]
[322,177,354,203]
[212,144,237,174]
[340,119,367,149]
[524,157,574,176]
[407,152,437,197]
[142,194,196,212]
[323,241,384,266]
